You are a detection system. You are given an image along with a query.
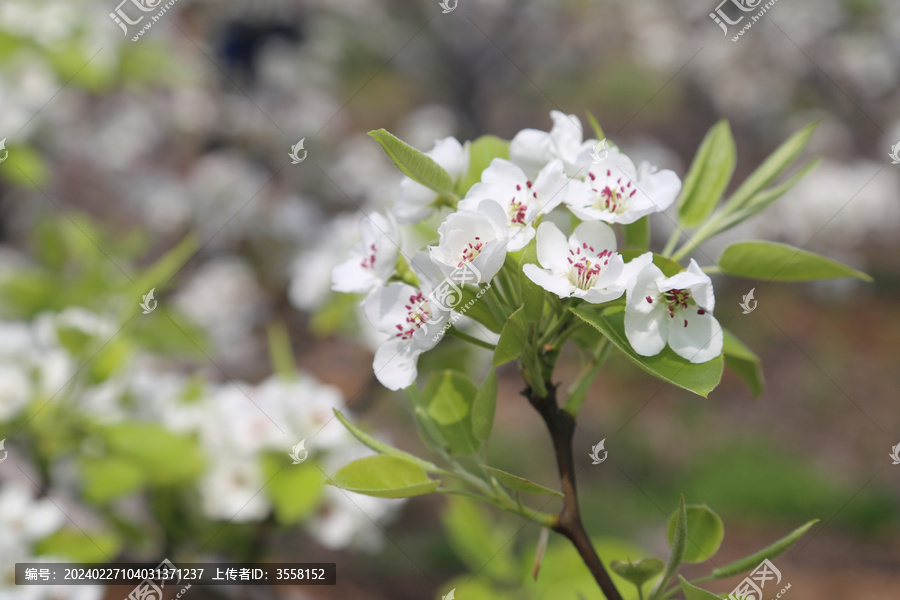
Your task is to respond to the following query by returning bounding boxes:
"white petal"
[667,310,723,364]
[332,256,377,293]
[637,163,681,213]
[508,225,536,252]
[481,158,528,186]
[549,111,585,163]
[373,339,421,391]
[510,129,553,178]
[429,137,467,179]
[625,260,664,316]
[625,304,667,357]
[618,252,655,293]
[393,178,436,224]
[534,221,571,274]
[531,159,569,214]
[524,264,576,298]
[571,221,618,255]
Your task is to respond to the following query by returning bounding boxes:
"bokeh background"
[1,0,899,599]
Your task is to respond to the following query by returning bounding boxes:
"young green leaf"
[623,217,650,251]
[483,466,563,497]
[609,557,665,589]
[570,307,724,398]
[723,330,764,397]
[678,576,723,600]
[333,410,439,472]
[456,135,510,196]
[722,121,819,212]
[422,370,480,455]
[711,159,819,235]
[677,120,736,229]
[654,495,688,598]
[518,240,545,321]
[718,241,872,282]
[267,321,297,381]
[368,129,454,195]
[710,519,818,580]
[329,455,440,498]
[666,504,724,563]
[471,368,498,443]
[262,455,324,524]
[493,307,528,367]
[586,111,605,141]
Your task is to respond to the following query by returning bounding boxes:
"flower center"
[653,288,707,328]
[508,181,537,225]
[360,243,377,270]
[588,170,637,215]
[566,242,611,290]
[395,292,432,340]
[458,236,483,267]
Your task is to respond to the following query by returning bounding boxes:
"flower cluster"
[334,111,724,391]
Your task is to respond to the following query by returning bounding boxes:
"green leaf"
[262,455,324,525]
[722,121,819,212]
[0,143,49,189]
[711,520,818,580]
[471,369,498,443]
[34,528,121,563]
[79,456,147,504]
[98,422,205,485]
[678,576,723,600]
[493,307,528,367]
[655,495,688,597]
[609,557,665,589]
[667,504,724,563]
[459,284,505,333]
[441,497,518,581]
[718,241,872,282]
[369,129,454,195]
[713,159,819,234]
[586,111,605,141]
[570,306,723,398]
[267,321,297,381]
[457,135,510,196]
[623,217,650,251]
[677,120,736,228]
[333,409,439,471]
[723,330,764,397]
[484,466,563,497]
[422,370,480,455]
[330,455,439,499]
[519,240,546,321]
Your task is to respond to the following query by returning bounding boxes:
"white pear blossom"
[199,454,270,522]
[332,211,400,293]
[510,110,595,178]
[459,158,568,251]
[524,221,633,303]
[565,149,681,225]
[392,137,468,224]
[624,255,723,363]
[429,199,509,284]
[364,258,451,391]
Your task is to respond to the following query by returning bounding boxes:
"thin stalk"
[661,228,682,257]
[523,384,624,600]
[445,327,496,351]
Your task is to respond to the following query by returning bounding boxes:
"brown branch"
[523,383,623,600]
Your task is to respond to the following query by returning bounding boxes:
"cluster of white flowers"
[0,482,105,600]
[334,111,725,391]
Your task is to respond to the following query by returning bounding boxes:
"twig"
[522,383,623,600]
